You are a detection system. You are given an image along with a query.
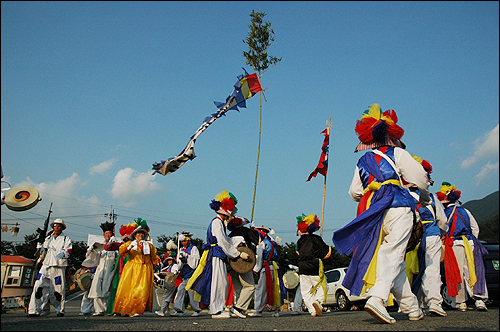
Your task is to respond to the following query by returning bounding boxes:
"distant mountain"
[462,191,499,223]
[462,191,499,243]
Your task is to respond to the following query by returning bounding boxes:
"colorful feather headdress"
[411,154,433,184]
[209,190,238,216]
[118,218,150,241]
[119,223,136,240]
[296,213,320,233]
[436,182,461,203]
[354,103,405,152]
[163,250,177,261]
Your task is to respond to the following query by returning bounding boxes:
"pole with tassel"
[320,117,332,237]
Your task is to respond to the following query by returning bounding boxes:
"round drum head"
[74,268,93,291]
[4,186,41,211]
[283,270,299,289]
[229,247,256,274]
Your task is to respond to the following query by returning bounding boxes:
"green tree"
[1,240,15,255]
[243,10,281,222]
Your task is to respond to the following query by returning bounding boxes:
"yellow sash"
[461,235,477,291]
[185,246,212,302]
[364,179,401,208]
[310,259,327,303]
[404,243,420,284]
[271,261,282,308]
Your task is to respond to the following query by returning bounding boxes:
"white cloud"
[89,159,116,175]
[15,173,81,198]
[461,125,499,169]
[473,161,499,184]
[111,168,162,206]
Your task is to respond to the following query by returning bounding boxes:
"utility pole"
[104,205,117,234]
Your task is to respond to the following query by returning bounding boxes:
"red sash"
[444,212,462,297]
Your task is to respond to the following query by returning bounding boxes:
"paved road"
[2,291,498,331]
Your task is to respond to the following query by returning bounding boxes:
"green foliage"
[243,10,281,76]
[478,214,499,243]
[1,240,15,255]
[67,241,88,272]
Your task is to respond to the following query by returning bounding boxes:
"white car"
[324,267,368,311]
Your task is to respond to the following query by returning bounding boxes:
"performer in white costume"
[171,231,202,317]
[186,191,249,319]
[437,182,489,312]
[155,251,180,316]
[86,221,119,316]
[332,104,429,324]
[249,226,286,318]
[28,219,72,317]
[405,157,448,317]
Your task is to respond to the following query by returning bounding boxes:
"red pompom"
[436,192,446,201]
[421,160,433,174]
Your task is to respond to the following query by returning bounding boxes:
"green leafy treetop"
[243,10,282,77]
[243,10,282,223]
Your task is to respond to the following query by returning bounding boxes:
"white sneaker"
[93,312,105,316]
[155,311,165,317]
[475,299,487,311]
[428,303,447,317]
[291,311,301,315]
[170,311,185,316]
[272,311,280,317]
[248,311,262,317]
[456,302,468,312]
[409,309,424,321]
[364,297,396,324]
[129,313,139,317]
[212,311,230,319]
[191,311,200,317]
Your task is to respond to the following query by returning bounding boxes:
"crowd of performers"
[27,104,490,324]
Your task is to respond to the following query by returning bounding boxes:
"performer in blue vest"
[186,191,249,319]
[333,104,429,324]
[248,225,286,317]
[437,182,488,312]
[171,230,202,317]
[405,156,448,317]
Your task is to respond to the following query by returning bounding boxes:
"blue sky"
[2,1,498,247]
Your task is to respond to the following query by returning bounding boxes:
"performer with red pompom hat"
[437,182,489,312]
[333,103,430,324]
[296,214,331,317]
[404,156,448,317]
[186,191,249,319]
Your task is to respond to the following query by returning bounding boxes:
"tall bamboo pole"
[320,118,332,237]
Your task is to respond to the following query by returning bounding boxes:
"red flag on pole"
[307,128,330,181]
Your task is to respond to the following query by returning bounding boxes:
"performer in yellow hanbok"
[113,218,159,317]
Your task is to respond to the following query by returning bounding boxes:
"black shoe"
[28,313,40,318]
[57,313,64,317]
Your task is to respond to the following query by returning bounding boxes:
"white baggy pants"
[367,207,419,314]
